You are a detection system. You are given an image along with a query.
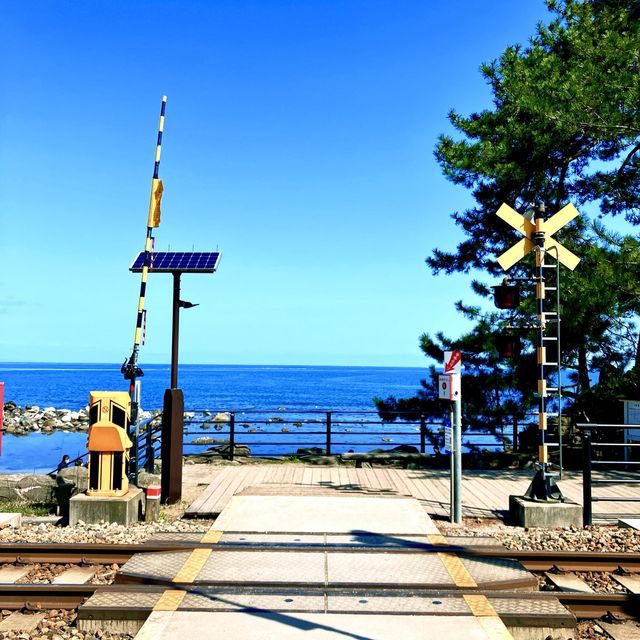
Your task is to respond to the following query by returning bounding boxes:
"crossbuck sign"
[496,203,580,271]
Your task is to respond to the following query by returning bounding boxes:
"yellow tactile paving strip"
[200,529,223,543]
[430,536,514,639]
[428,534,478,588]
[464,594,499,618]
[173,548,212,583]
[153,526,225,612]
[154,590,186,611]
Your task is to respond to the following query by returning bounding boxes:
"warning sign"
[438,374,460,401]
[444,351,461,374]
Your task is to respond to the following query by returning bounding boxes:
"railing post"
[326,412,332,456]
[512,415,518,453]
[130,429,139,486]
[229,412,235,461]
[420,415,426,454]
[145,420,155,473]
[582,429,592,527]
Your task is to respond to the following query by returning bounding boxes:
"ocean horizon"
[0,362,431,472]
[0,362,426,412]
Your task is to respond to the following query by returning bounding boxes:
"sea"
[0,362,438,474]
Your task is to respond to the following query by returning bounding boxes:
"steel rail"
[0,543,183,564]
[0,583,637,622]
[1,542,640,573]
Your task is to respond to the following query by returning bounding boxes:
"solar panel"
[130,251,221,273]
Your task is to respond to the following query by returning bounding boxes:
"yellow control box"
[87,391,133,497]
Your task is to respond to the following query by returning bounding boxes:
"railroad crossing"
[496,202,581,514]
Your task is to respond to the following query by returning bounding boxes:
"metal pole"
[449,404,454,522]
[122,96,167,425]
[229,412,235,461]
[453,387,462,524]
[535,204,548,474]
[583,430,592,526]
[171,272,180,389]
[420,415,426,454]
[326,412,332,456]
[556,255,563,480]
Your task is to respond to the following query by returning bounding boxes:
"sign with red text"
[438,374,460,401]
[444,351,461,374]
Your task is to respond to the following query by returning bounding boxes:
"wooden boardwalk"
[185,464,640,522]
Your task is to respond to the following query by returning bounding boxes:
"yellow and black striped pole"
[122,96,166,424]
[534,204,548,469]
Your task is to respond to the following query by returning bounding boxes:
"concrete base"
[69,488,144,526]
[509,495,582,528]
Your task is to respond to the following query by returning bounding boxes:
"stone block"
[15,474,57,502]
[145,495,161,522]
[0,512,21,528]
[59,466,88,492]
[0,612,46,633]
[509,495,582,528]
[136,471,161,488]
[69,488,144,526]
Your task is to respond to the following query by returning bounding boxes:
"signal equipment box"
[87,391,133,497]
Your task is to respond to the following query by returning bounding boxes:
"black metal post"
[326,412,332,456]
[513,415,518,453]
[130,435,139,486]
[420,415,426,454]
[171,272,181,389]
[161,388,184,504]
[229,412,235,461]
[145,423,155,473]
[583,430,593,526]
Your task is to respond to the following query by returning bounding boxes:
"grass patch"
[0,500,54,516]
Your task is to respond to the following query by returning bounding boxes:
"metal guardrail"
[179,409,535,461]
[578,423,640,525]
[130,413,163,483]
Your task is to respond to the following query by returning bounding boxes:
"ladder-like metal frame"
[541,249,564,479]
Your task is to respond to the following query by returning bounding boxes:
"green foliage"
[382,1,640,428]
[431,0,640,412]
[0,500,53,516]
[431,0,640,276]
[375,305,537,433]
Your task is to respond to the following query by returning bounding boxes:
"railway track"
[0,583,637,621]
[1,541,639,572]
[0,543,639,621]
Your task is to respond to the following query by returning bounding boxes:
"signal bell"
[495,333,521,359]
[492,284,520,309]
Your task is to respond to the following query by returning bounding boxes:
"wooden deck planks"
[186,464,640,520]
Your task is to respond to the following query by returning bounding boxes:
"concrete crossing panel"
[213,495,439,535]
[134,610,495,640]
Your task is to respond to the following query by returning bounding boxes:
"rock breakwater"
[2,402,89,436]
[2,402,155,436]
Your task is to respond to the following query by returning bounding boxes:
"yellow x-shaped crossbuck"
[496,203,580,271]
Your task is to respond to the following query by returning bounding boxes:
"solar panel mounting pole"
[122,96,166,425]
[171,273,181,389]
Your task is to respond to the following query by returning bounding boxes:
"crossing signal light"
[492,284,520,309]
[495,333,521,359]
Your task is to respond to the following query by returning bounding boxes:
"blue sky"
[0,1,555,367]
